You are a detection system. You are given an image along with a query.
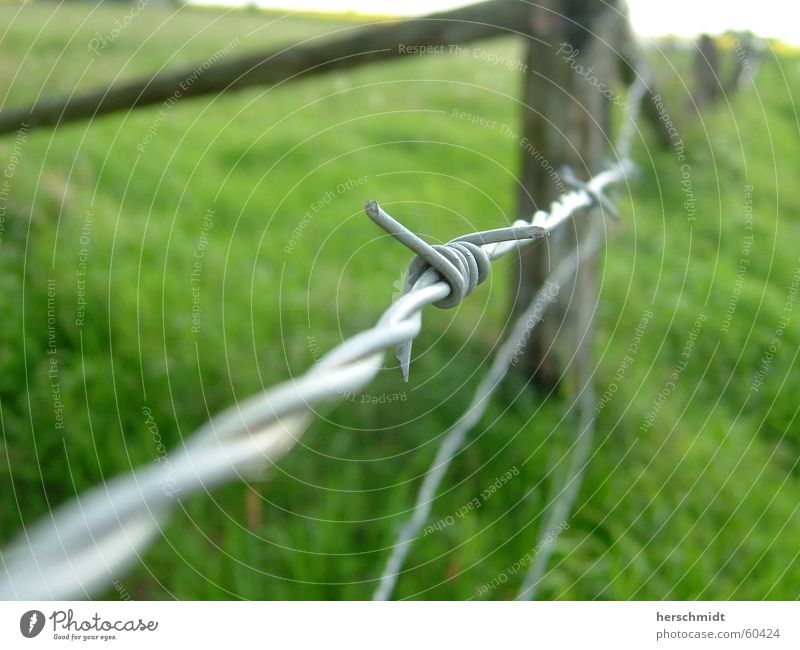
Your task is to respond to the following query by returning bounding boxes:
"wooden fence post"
[510,0,621,390]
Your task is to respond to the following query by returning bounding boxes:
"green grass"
[0,2,798,599]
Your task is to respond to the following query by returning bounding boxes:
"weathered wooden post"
[510,0,622,390]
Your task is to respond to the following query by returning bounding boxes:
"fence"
[0,0,654,600]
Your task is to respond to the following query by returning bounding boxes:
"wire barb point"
[364,199,380,219]
[562,166,621,222]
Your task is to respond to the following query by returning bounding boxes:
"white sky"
[189,0,800,45]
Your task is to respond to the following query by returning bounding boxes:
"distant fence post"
[510,0,621,390]
[692,34,721,110]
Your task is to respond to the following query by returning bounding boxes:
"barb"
[366,200,546,380]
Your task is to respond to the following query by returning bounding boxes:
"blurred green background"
[0,1,798,599]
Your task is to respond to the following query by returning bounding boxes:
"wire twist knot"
[366,200,544,309]
[405,239,488,309]
[365,200,545,379]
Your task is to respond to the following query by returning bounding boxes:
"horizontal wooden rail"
[0,0,528,136]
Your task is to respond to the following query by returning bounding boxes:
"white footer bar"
[1,601,796,649]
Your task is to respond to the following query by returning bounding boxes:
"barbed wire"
[0,74,646,602]
[0,183,569,600]
[373,75,646,600]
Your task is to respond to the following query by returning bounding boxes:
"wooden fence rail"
[0,0,528,135]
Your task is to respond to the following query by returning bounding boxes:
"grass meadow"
[0,2,799,599]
